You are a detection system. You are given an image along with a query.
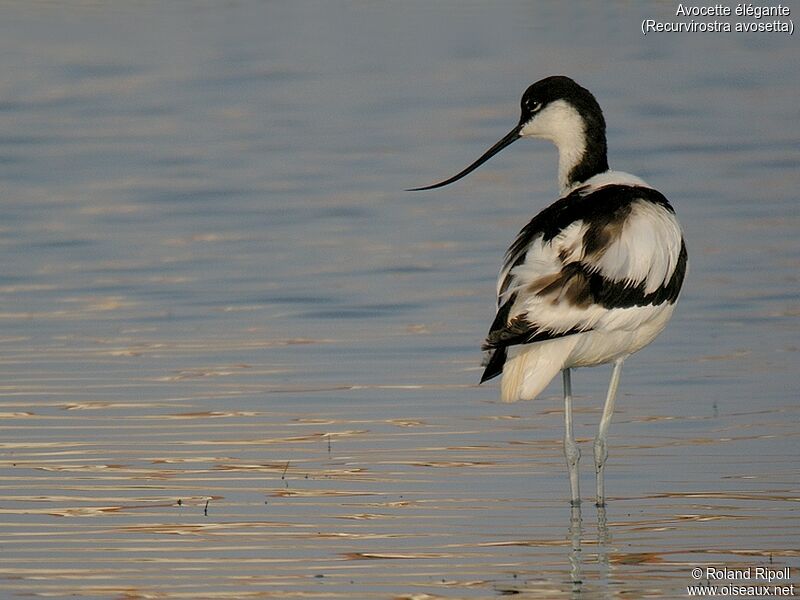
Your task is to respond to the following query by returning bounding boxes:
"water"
[0,2,798,598]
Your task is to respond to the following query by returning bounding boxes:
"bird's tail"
[500,337,579,403]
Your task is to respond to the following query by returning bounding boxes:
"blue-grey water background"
[0,2,797,598]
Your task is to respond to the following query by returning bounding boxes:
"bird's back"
[482,172,687,401]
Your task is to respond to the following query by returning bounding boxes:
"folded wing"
[481,183,686,383]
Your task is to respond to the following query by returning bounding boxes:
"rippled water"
[0,2,798,598]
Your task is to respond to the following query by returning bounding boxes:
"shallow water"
[0,2,798,598]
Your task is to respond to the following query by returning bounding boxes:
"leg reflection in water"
[568,505,612,599]
[596,505,611,581]
[568,504,583,596]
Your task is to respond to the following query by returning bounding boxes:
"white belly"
[498,303,676,402]
[565,303,675,368]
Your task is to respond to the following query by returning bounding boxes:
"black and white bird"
[411,76,687,506]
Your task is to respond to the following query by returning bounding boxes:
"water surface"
[0,2,797,598]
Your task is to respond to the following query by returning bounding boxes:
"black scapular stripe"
[551,239,687,310]
[586,239,687,308]
[500,184,676,297]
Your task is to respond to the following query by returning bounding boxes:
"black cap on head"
[408,76,606,192]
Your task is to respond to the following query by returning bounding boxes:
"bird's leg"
[594,358,624,506]
[562,368,581,505]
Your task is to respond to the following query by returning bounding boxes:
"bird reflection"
[567,505,612,599]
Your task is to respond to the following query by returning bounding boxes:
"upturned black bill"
[407,124,523,191]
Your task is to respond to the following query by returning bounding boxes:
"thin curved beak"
[407,123,523,191]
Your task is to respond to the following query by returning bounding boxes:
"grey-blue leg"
[563,368,581,505]
[594,358,625,506]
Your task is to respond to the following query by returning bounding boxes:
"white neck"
[556,138,586,195]
[519,99,587,195]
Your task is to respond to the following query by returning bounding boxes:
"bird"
[410,76,687,506]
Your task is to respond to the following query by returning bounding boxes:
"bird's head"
[409,76,606,192]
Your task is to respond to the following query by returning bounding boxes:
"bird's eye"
[527,100,542,113]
